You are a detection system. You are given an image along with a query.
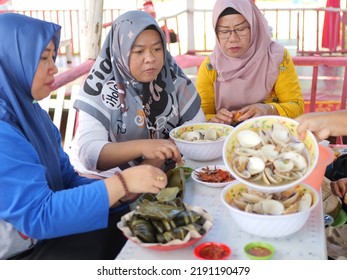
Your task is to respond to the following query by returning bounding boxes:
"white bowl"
[220,181,319,238]
[222,116,319,193]
[170,122,233,161]
[191,165,235,188]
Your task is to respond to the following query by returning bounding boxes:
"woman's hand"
[330,178,347,199]
[296,110,347,141]
[296,112,332,141]
[209,108,233,124]
[141,139,183,164]
[235,103,277,122]
[209,104,275,125]
[122,165,167,194]
[104,165,168,206]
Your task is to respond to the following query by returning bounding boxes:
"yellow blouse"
[196,49,304,121]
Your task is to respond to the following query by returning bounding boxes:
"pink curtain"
[322,0,341,50]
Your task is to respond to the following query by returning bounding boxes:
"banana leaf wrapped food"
[126,217,156,243]
[118,204,213,248]
[165,167,186,199]
[134,200,185,221]
[156,223,204,244]
[128,211,204,244]
[128,201,207,244]
[134,167,186,206]
[118,173,210,247]
[151,210,205,234]
[117,167,213,248]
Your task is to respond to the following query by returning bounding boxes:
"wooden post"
[86,0,104,60]
[187,0,195,53]
[79,0,88,62]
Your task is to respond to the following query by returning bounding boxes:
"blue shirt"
[0,121,110,240]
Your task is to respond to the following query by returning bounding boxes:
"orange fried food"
[232,111,243,123]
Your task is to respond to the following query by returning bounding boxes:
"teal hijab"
[0,13,63,190]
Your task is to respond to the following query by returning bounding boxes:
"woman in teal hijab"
[73,10,205,176]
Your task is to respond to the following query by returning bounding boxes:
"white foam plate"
[191,165,235,188]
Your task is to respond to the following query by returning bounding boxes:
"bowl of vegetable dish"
[191,165,235,188]
[194,242,231,260]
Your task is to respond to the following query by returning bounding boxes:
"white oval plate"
[191,165,235,188]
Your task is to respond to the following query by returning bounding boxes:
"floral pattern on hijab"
[210,0,284,111]
[74,10,201,141]
[0,13,63,190]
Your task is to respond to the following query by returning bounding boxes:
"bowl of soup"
[222,116,319,193]
[170,122,233,161]
[220,181,319,238]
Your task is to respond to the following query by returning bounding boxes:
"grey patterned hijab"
[74,10,201,142]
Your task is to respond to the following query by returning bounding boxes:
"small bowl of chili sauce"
[244,242,275,260]
[194,242,231,260]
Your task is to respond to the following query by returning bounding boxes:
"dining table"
[116,157,327,260]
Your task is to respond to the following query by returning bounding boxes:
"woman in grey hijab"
[73,10,205,176]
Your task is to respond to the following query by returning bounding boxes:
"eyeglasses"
[216,26,250,39]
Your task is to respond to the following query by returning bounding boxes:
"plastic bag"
[326,225,347,259]
[325,154,347,181]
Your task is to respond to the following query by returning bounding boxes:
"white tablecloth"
[116,158,327,260]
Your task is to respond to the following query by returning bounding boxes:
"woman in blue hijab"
[0,13,167,259]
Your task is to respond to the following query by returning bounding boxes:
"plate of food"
[117,166,213,251]
[191,165,236,188]
[117,203,213,251]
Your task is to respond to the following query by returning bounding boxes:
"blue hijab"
[0,13,63,190]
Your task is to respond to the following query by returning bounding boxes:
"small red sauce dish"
[194,242,231,260]
[244,242,275,260]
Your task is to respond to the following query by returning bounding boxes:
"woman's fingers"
[152,176,167,190]
[147,169,167,193]
[330,179,347,198]
[148,143,182,163]
[331,181,342,197]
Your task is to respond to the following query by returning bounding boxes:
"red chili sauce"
[199,244,228,260]
[247,246,272,257]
